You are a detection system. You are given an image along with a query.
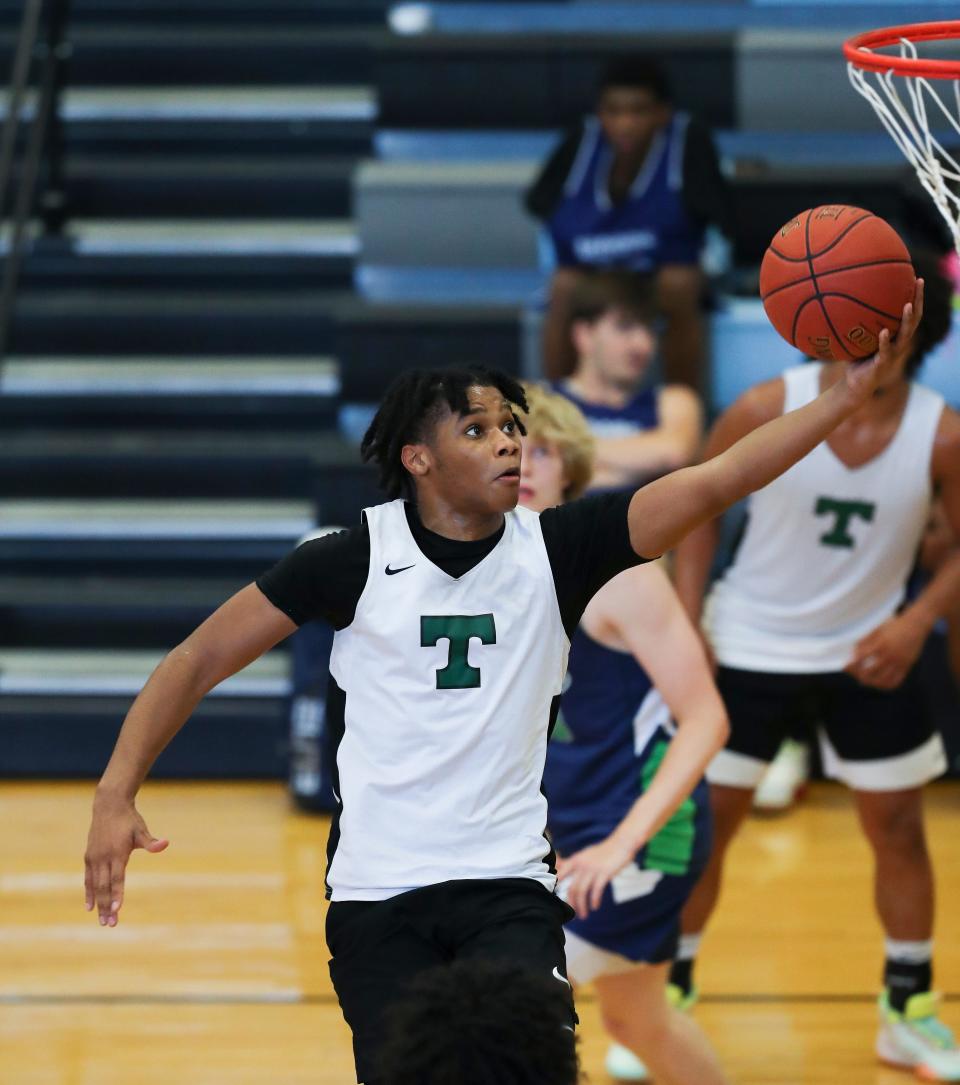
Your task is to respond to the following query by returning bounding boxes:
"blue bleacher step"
[0,0,392,26]
[390,2,960,34]
[0,429,380,508]
[374,129,916,169]
[0,651,292,778]
[0,574,255,650]
[59,155,358,218]
[10,289,347,354]
[0,26,381,86]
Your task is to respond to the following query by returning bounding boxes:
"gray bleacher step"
[0,649,290,698]
[0,356,340,396]
[17,220,358,290]
[0,499,317,580]
[0,499,315,541]
[9,86,378,124]
[0,357,342,433]
[32,219,359,257]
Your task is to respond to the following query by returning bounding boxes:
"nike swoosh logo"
[552,967,571,988]
[385,564,415,575]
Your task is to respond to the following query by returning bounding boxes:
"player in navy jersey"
[555,270,702,491]
[526,57,732,388]
[84,287,919,1085]
[519,384,728,1084]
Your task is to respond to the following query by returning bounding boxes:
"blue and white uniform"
[556,380,658,443]
[546,114,704,273]
[544,625,712,980]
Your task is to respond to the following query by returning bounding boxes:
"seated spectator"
[555,269,703,491]
[378,959,580,1085]
[525,56,732,391]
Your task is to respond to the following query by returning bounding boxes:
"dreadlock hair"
[360,366,529,501]
[905,248,954,377]
[378,959,580,1085]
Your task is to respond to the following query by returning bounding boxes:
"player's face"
[597,86,671,156]
[518,437,568,512]
[577,309,657,391]
[426,386,523,515]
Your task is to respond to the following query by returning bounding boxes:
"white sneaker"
[877,991,960,1081]
[605,1042,649,1081]
[753,739,810,812]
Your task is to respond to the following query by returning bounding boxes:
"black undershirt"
[256,491,648,639]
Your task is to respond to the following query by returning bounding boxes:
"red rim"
[844,20,960,80]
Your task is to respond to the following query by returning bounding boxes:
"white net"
[848,36,960,254]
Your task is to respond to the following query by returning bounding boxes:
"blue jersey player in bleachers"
[526,57,732,391]
[518,383,730,1085]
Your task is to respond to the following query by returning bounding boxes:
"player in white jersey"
[84,297,920,1085]
[672,256,960,1080]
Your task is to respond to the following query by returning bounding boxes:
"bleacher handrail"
[0,0,71,362]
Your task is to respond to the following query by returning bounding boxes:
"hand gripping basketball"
[841,278,924,404]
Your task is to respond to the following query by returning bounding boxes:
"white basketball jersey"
[327,500,569,901]
[706,364,944,673]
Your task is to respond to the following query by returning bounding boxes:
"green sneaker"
[603,984,699,1081]
[668,981,699,1012]
[877,991,960,1081]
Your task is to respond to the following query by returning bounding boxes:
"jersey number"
[814,496,875,549]
[421,614,496,690]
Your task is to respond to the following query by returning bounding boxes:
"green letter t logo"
[814,496,875,548]
[421,614,497,690]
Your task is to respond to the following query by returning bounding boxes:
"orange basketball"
[759,205,915,362]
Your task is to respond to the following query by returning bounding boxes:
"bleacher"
[2,0,958,778]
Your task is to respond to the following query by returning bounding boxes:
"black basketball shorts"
[326,877,577,1084]
[709,664,947,792]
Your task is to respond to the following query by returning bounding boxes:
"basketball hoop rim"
[844,20,960,79]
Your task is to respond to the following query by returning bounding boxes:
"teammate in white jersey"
[84,297,920,1085]
[672,256,960,1080]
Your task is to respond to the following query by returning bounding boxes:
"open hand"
[845,612,928,690]
[842,279,924,405]
[556,836,636,919]
[84,794,168,926]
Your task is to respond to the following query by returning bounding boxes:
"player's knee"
[864,800,927,856]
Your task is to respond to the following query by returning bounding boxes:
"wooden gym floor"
[1,780,958,1084]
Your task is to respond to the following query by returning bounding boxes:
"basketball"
[759,205,916,362]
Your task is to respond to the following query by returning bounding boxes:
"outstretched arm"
[557,564,729,917]
[672,378,784,623]
[627,283,924,558]
[85,584,297,926]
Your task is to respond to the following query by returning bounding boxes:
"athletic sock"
[884,938,933,1013]
[669,933,702,996]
